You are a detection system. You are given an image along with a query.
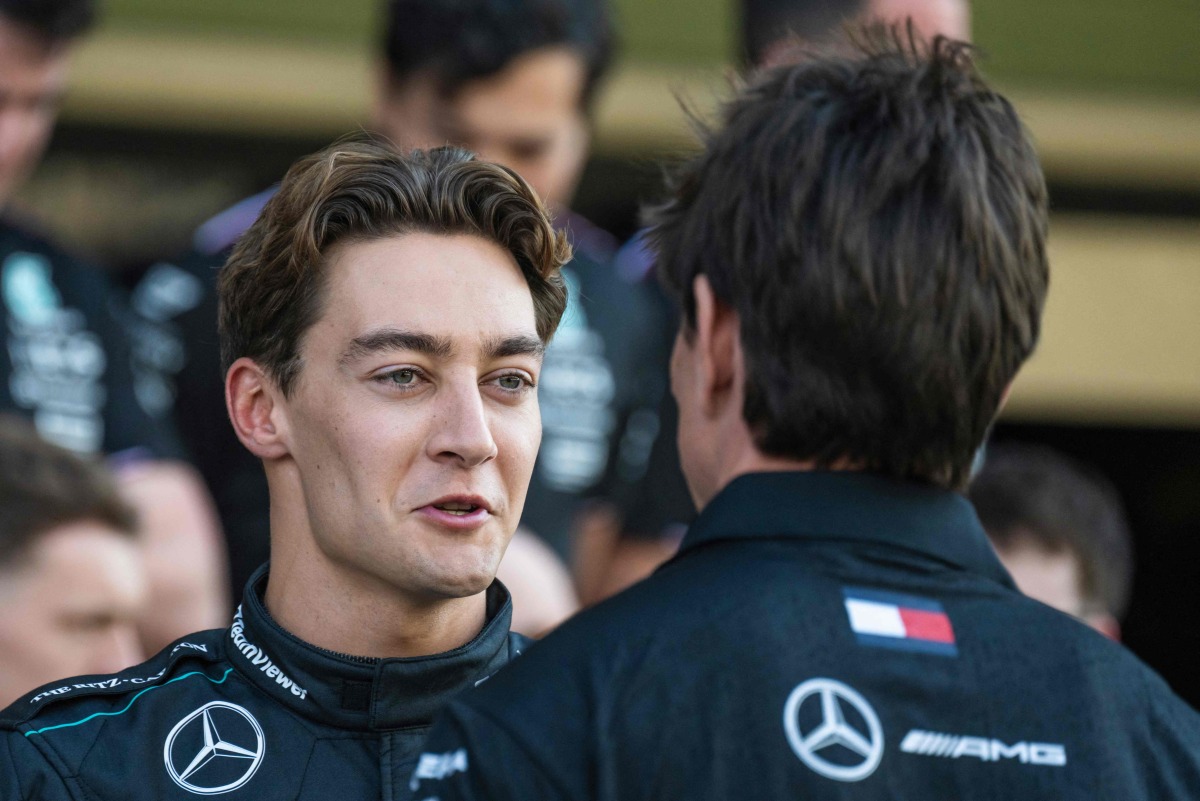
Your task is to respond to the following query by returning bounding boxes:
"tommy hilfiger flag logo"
[842,587,958,657]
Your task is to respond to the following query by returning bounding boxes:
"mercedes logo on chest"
[163,701,265,795]
[783,677,884,782]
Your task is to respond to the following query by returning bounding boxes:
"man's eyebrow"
[484,334,545,361]
[339,329,453,365]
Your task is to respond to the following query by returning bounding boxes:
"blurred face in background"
[374,46,590,211]
[0,17,72,209]
[0,520,148,707]
[869,0,971,41]
[992,537,1120,640]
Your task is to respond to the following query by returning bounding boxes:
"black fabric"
[0,218,179,457]
[413,471,1200,800]
[0,564,529,800]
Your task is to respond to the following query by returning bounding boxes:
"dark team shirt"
[0,218,177,457]
[129,191,670,598]
[0,565,529,801]
[413,471,1200,800]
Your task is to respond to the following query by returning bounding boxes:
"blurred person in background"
[970,443,1134,639]
[0,415,147,709]
[413,34,1200,800]
[0,140,561,800]
[585,0,975,605]
[0,0,227,653]
[151,0,662,637]
[747,0,970,67]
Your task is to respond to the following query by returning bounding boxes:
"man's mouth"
[433,501,481,517]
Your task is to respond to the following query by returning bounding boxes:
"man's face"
[868,0,972,41]
[0,521,147,707]
[375,46,589,211]
[992,536,1118,638]
[994,542,1086,619]
[274,233,543,602]
[0,18,71,208]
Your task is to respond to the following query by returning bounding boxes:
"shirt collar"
[680,471,1015,589]
[227,565,520,731]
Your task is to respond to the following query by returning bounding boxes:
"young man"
[155,0,657,634]
[412,35,1200,799]
[0,0,227,653]
[0,416,147,709]
[971,443,1134,639]
[0,141,569,799]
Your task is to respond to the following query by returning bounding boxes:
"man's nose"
[428,384,499,468]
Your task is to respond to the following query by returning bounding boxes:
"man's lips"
[416,494,494,529]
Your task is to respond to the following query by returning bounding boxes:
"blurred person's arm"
[114,460,228,654]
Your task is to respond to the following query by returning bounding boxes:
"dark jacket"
[413,471,1200,800]
[0,566,528,800]
[0,218,179,458]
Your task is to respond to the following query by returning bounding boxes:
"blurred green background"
[96,0,1199,95]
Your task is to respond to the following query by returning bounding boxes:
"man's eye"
[498,375,524,391]
[373,368,421,389]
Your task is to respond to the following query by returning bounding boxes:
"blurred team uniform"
[0,566,528,800]
[414,472,1200,799]
[0,217,179,459]
[127,192,671,595]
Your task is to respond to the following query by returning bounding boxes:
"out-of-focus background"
[15,0,1200,700]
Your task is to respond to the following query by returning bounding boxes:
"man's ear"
[691,275,739,417]
[226,357,290,460]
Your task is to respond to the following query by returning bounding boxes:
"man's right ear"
[226,357,290,459]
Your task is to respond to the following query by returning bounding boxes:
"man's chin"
[412,555,503,601]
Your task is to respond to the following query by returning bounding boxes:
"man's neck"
[262,536,489,660]
[699,442,861,511]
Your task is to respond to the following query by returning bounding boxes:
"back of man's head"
[0,0,96,43]
[381,0,614,109]
[650,30,1049,491]
[969,444,1134,632]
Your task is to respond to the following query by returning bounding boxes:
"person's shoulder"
[192,186,279,258]
[0,628,227,735]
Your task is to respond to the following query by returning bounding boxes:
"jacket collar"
[226,565,520,731]
[680,471,1015,589]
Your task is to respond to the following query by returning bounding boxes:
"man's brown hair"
[219,139,571,395]
[0,416,137,568]
[650,30,1049,490]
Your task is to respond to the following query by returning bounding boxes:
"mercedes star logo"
[163,701,266,795]
[783,677,884,782]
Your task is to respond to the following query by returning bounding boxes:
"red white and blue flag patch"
[842,587,958,657]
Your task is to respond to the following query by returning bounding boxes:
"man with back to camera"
[587,0,975,604]
[142,0,663,633]
[0,415,147,709]
[0,0,227,654]
[971,443,1135,640]
[0,139,570,799]
[412,32,1200,800]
